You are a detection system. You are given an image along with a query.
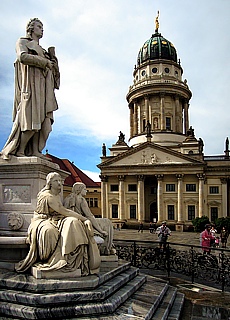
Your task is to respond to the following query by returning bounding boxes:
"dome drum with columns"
[98,13,230,230]
[127,17,192,148]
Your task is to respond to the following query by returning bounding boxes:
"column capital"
[176,174,184,180]
[220,177,228,184]
[118,175,126,181]
[155,174,164,181]
[100,175,108,182]
[197,173,205,180]
[137,174,145,181]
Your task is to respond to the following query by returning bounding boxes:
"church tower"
[98,13,230,229]
[127,12,192,148]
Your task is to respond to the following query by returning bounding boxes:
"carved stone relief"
[7,212,24,230]
[3,185,31,203]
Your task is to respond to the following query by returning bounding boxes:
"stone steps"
[0,267,139,306]
[0,260,184,319]
[168,292,185,320]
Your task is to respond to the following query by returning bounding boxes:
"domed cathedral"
[98,13,230,230]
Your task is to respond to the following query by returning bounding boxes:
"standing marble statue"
[15,172,101,276]
[64,182,116,255]
[1,18,59,160]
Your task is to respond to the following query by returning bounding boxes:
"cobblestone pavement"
[113,228,230,249]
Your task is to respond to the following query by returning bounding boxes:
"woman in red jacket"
[201,224,214,254]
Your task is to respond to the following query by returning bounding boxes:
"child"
[215,236,220,248]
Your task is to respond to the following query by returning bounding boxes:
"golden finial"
[155,10,160,33]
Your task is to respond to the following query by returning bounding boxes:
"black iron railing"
[113,239,230,292]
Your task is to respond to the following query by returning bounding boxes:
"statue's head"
[26,18,43,38]
[46,172,61,189]
[72,182,86,195]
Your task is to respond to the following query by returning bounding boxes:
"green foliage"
[192,216,210,232]
[214,217,230,233]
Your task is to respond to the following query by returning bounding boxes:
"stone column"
[129,104,134,138]
[156,174,164,222]
[197,174,205,218]
[118,175,126,220]
[137,175,145,221]
[221,178,227,218]
[176,174,184,223]
[175,95,180,132]
[160,93,165,130]
[133,100,138,135]
[184,100,189,134]
[144,95,149,123]
[100,175,108,218]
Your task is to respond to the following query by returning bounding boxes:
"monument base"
[0,260,185,319]
[0,155,69,235]
[31,266,82,279]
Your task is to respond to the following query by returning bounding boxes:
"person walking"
[138,222,144,233]
[210,225,217,247]
[220,226,229,248]
[156,221,171,249]
[149,222,155,233]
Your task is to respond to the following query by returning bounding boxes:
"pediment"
[100,143,204,167]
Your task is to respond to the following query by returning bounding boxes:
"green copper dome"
[137,32,177,66]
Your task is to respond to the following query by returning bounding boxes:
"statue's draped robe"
[15,190,100,275]
[1,37,58,158]
[64,194,114,255]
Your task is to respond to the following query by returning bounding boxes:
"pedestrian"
[210,225,217,247]
[201,224,214,254]
[138,222,144,233]
[215,236,220,248]
[220,226,229,248]
[156,221,171,249]
[149,222,154,233]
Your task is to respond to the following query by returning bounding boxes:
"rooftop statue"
[1,18,60,160]
[155,10,160,33]
[64,182,116,255]
[15,172,101,276]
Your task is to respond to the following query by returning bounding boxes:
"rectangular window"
[110,184,119,192]
[112,204,118,219]
[89,198,94,207]
[209,186,219,194]
[211,207,218,222]
[166,117,171,130]
[186,184,196,192]
[128,184,137,192]
[166,184,175,192]
[130,205,136,219]
[188,205,195,220]
[94,198,98,207]
[168,205,175,220]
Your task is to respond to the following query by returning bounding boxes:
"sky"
[0,0,230,181]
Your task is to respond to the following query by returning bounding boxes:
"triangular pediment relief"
[103,143,202,167]
[184,198,199,204]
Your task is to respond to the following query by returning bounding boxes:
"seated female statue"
[64,182,116,255]
[15,172,101,276]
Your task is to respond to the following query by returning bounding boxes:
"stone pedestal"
[0,156,69,236]
[176,223,184,232]
[0,156,69,269]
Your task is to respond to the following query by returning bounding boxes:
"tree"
[192,216,210,232]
